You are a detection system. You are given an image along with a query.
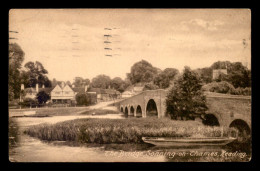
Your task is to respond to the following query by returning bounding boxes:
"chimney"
[85,85,88,92]
[36,83,39,93]
[21,84,24,91]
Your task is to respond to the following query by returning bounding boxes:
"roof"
[122,90,134,95]
[24,88,37,94]
[24,87,53,94]
[39,87,53,94]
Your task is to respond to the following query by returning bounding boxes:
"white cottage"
[51,82,76,104]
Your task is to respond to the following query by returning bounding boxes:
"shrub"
[230,87,251,96]
[202,81,236,94]
[36,91,50,104]
[20,98,39,107]
[76,93,88,106]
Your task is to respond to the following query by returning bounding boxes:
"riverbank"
[25,117,237,144]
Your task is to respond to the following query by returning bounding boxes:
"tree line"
[9,43,250,120]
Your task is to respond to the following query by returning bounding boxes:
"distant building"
[22,83,52,100]
[87,88,121,102]
[50,83,76,104]
[212,69,228,80]
[122,90,135,98]
[21,81,89,105]
[122,86,144,98]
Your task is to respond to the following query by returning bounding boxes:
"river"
[9,114,251,162]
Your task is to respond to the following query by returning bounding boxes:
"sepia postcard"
[8,9,251,162]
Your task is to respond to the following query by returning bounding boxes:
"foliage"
[211,61,232,70]
[154,68,179,89]
[91,75,111,89]
[110,77,126,92]
[23,61,52,88]
[25,118,236,144]
[227,63,251,88]
[127,60,158,84]
[9,43,25,99]
[20,98,38,107]
[202,81,236,94]
[231,87,251,96]
[73,77,90,88]
[143,82,159,91]
[75,93,88,106]
[195,61,251,88]
[211,61,251,88]
[194,67,213,83]
[36,91,50,104]
[85,93,97,105]
[166,66,208,120]
[202,81,251,96]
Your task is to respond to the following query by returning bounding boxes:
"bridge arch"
[229,119,251,142]
[120,106,124,113]
[146,99,158,117]
[136,105,142,118]
[130,106,135,116]
[124,106,129,116]
[202,114,220,126]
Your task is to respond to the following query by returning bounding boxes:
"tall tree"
[127,60,158,84]
[24,61,51,88]
[194,67,213,84]
[111,77,124,90]
[73,77,90,87]
[154,68,179,89]
[9,43,25,99]
[166,66,208,120]
[91,75,111,89]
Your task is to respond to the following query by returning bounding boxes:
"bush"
[202,81,236,94]
[230,87,251,96]
[20,98,39,107]
[76,93,88,106]
[36,91,50,104]
[202,81,251,96]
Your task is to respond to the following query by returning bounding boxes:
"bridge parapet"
[118,89,251,131]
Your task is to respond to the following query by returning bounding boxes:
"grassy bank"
[25,118,236,144]
[80,108,119,115]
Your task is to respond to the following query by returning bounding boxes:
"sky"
[9,9,251,83]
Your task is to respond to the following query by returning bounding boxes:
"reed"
[25,118,237,144]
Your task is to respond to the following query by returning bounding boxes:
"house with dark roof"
[21,81,88,105]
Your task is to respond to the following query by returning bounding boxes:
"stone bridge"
[117,89,251,132]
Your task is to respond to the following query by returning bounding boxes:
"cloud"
[180,19,224,31]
